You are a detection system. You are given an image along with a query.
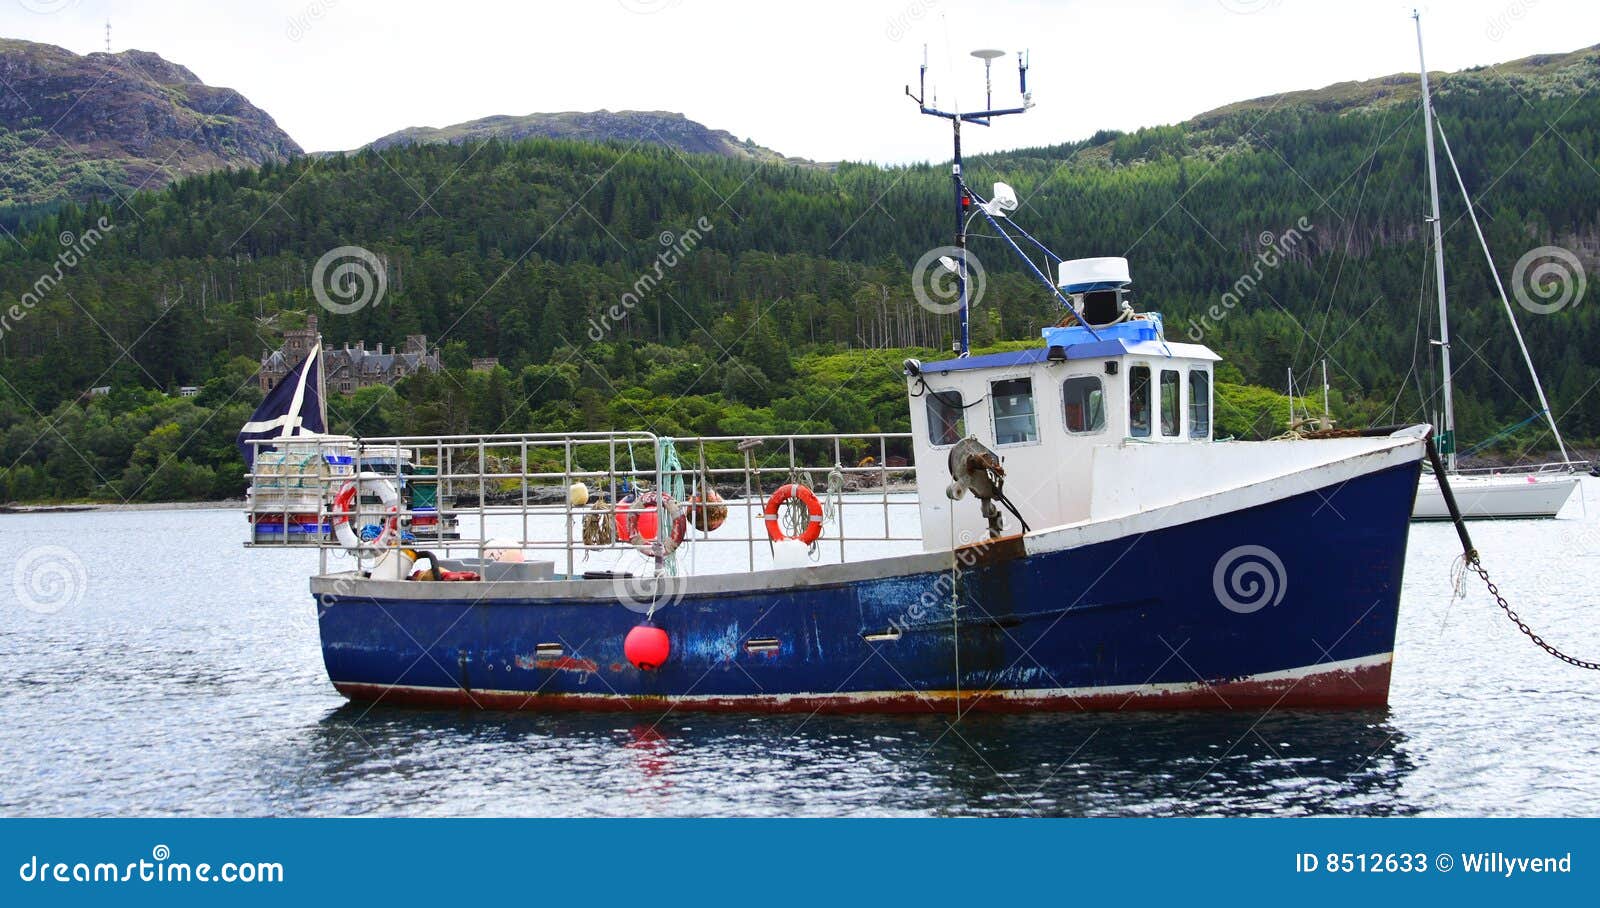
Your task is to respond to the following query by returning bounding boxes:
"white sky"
[2,0,1595,163]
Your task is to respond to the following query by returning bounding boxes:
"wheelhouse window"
[924,389,965,446]
[1129,365,1152,438]
[990,377,1039,445]
[1189,370,1211,439]
[1061,376,1106,434]
[1160,369,1181,437]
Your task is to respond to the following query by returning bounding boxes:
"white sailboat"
[1408,11,1582,521]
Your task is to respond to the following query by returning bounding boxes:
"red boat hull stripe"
[332,653,1392,714]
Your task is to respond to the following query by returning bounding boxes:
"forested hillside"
[1,44,1596,502]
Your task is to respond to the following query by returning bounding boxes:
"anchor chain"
[1470,559,1600,671]
[1421,428,1600,670]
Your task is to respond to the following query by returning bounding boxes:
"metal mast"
[907,47,1032,357]
[1414,10,1456,471]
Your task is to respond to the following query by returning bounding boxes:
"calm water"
[2,481,1599,817]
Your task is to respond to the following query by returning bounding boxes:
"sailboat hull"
[1413,472,1578,520]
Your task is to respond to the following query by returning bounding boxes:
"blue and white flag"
[237,344,325,469]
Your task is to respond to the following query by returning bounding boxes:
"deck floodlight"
[982,181,1020,218]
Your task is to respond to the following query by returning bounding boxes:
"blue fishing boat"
[246,49,1430,713]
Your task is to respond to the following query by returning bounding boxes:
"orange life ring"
[764,483,823,546]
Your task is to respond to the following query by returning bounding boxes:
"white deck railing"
[244,430,921,577]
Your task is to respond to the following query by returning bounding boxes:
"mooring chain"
[1418,429,1600,672]
[1472,560,1600,671]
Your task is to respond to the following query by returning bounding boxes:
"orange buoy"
[688,486,728,532]
[624,625,670,671]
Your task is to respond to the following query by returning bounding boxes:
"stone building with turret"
[259,314,442,393]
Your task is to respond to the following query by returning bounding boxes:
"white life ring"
[331,472,402,552]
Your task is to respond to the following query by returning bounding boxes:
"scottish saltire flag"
[236,344,325,468]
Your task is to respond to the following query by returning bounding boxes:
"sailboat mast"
[1322,359,1331,424]
[1432,121,1574,467]
[1414,10,1456,471]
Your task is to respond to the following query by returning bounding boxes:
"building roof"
[265,344,438,377]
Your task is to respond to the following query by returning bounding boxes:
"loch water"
[2,481,1598,817]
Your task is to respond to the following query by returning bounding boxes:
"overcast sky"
[2,0,1594,163]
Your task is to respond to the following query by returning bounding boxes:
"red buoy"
[624,625,670,671]
[613,494,636,541]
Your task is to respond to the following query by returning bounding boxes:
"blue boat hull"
[314,460,1419,713]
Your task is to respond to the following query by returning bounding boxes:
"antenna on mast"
[971,49,1004,110]
[105,19,111,53]
[907,46,1034,356]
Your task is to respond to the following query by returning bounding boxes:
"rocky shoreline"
[0,500,245,514]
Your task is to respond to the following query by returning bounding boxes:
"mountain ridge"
[1190,42,1600,126]
[361,108,812,166]
[0,37,301,212]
